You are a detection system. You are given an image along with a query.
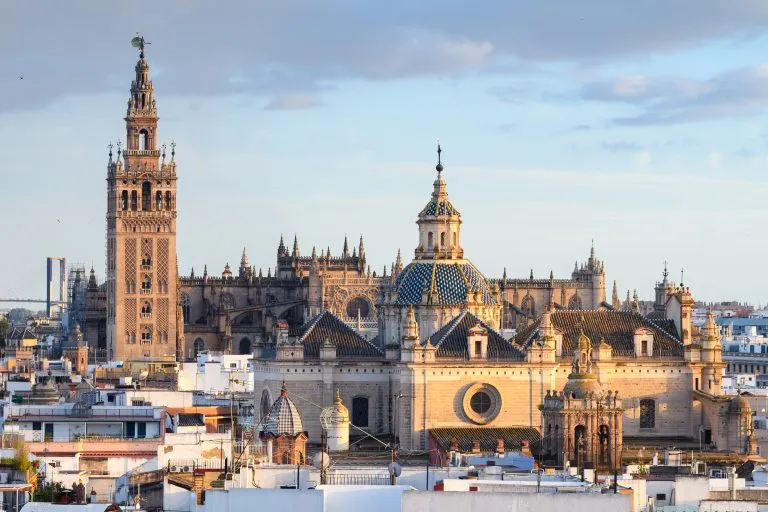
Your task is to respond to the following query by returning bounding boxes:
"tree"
[0,317,7,346]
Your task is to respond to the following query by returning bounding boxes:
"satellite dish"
[131,36,143,48]
[312,452,330,470]
[388,462,402,477]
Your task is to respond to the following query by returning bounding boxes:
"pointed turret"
[402,305,419,346]
[239,247,250,279]
[88,267,98,290]
[342,236,349,258]
[190,267,195,278]
[612,280,620,310]
[358,235,366,261]
[241,247,249,267]
[277,235,286,257]
[311,246,317,259]
[393,249,404,277]
[292,235,299,258]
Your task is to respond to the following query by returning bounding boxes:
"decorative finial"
[680,268,685,288]
[161,143,167,162]
[108,143,114,161]
[130,34,151,59]
[170,141,176,161]
[436,140,444,175]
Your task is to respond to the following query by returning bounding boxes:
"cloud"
[708,152,725,168]
[582,65,768,125]
[264,94,325,110]
[601,141,644,152]
[4,1,768,112]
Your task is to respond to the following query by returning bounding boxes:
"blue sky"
[2,1,768,305]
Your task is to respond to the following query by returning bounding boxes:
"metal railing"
[9,406,156,418]
[326,473,390,486]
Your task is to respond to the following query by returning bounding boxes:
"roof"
[177,413,205,427]
[298,311,383,359]
[261,384,304,437]
[717,318,768,327]
[391,261,496,306]
[21,504,121,512]
[427,310,525,360]
[429,427,541,455]
[513,310,684,358]
[419,195,460,217]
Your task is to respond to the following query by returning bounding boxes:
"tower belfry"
[106,37,179,361]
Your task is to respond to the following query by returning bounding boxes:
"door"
[44,423,53,441]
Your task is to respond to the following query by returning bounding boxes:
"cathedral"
[85,43,753,464]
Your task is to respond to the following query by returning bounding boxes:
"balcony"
[140,313,152,319]
[140,289,152,295]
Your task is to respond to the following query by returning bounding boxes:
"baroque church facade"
[86,45,753,463]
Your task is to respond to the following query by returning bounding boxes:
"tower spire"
[342,235,349,258]
[612,280,620,309]
[292,235,299,258]
[436,140,444,177]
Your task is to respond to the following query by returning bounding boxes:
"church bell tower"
[106,37,179,361]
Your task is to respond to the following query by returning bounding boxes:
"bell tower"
[106,37,179,361]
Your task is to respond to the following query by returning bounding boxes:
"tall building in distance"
[106,38,179,361]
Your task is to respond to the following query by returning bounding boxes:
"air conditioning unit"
[182,465,193,473]
[694,461,707,475]
[169,466,180,473]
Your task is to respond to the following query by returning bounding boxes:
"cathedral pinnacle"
[342,235,349,258]
[612,280,620,310]
[359,235,365,258]
[292,235,299,258]
[241,247,249,267]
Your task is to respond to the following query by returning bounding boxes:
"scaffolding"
[66,262,87,337]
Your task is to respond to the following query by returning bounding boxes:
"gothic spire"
[311,246,317,259]
[292,235,299,258]
[612,280,620,310]
[394,248,403,276]
[342,235,349,258]
[358,235,365,259]
[240,247,249,268]
[277,235,286,256]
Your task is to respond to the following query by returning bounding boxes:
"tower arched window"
[155,191,163,210]
[131,191,138,211]
[121,191,128,211]
[141,301,152,318]
[193,338,205,356]
[440,232,446,248]
[141,275,152,294]
[141,253,152,269]
[141,182,152,210]
[427,232,434,250]
[139,129,148,150]
[165,191,172,211]
[140,326,152,344]
[453,232,457,246]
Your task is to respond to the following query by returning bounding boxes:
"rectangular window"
[137,422,146,439]
[126,421,135,438]
[32,422,41,431]
[474,340,482,357]
[131,399,146,406]
[656,494,666,501]
[641,339,648,356]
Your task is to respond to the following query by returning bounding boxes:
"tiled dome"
[392,261,496,306]
[262,383,304,436]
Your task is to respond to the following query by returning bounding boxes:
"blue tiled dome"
[392,261,496,306]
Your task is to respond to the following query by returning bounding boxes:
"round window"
[470,391,492,414]
[462,383,501,425]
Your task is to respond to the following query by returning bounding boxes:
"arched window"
[193,338,205,356]
[140,327,152,344]
[220,293,235,311]
[155,191,163,210]
[640,398,655,429]
[352,396,369,427]
[345,297,370,319]
[239,337,252,355]
[141,182,151,210]
[427,232,434,250]
[260,390,272,419]
[165,191,172,211]
[141,301,152,318]
[141,275,152,293]
[121,191,128,211]
[521,295,535,317]
[138,129,148,150]
[131,191,138,211]
[281,451,290,464]
[181,294,190,324]
[568,294,582,310]
[141,253,152,269]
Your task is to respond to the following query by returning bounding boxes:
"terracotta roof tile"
[430,427,541,455]
[428,311,525,360]
[298,311,383,359]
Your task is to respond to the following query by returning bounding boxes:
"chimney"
[521,440,532,457]
[496,439,505,454]
[472,440,481,454]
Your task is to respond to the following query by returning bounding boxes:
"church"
[86,42,753,466]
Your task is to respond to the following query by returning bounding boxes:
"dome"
[563,375,604,400]
[728,395,751,414]
[262,384,304,436]
[419,180,460,217]
[392,261,496,306]
[332,389,349,419]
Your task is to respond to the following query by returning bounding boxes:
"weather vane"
[131,33,150,58]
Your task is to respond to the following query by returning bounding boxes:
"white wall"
[403,491,630,512]
[203,489,322,512]
[157,432,232,468]
[164,477,195,512]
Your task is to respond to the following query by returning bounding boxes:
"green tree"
[0,317,7,346]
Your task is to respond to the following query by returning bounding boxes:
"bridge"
[0,298,58,304]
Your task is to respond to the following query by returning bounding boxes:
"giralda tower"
[106,39,179,361]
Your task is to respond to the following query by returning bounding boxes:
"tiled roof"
[428,311,525,360]
[392,261,496,306]
[513,310,684,358]
[298,311,383,359]
[429,427,541,455]
[419,196,460,217]
[647,318,680,338]
[177,413,205,427]
[262,385,304,436]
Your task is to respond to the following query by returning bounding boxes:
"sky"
[2,1,768,306]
